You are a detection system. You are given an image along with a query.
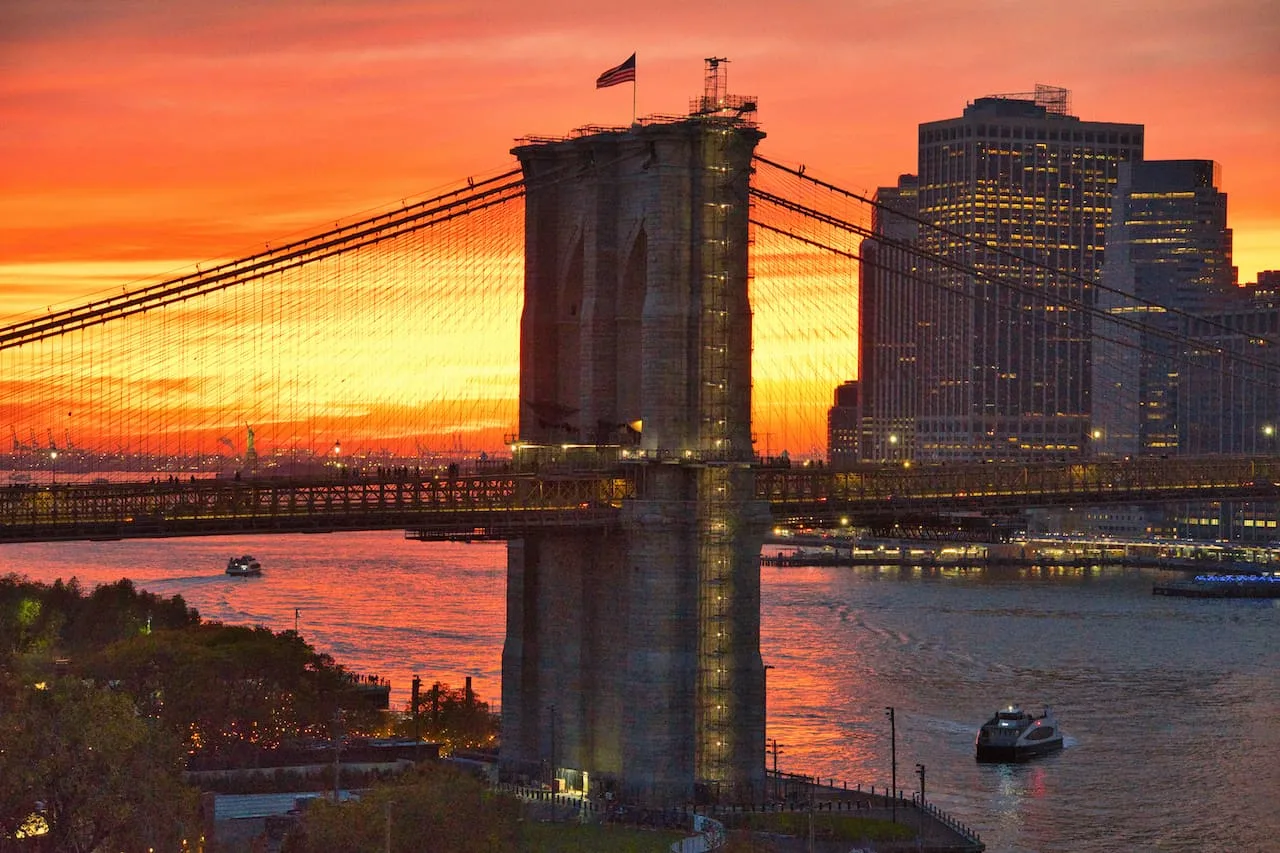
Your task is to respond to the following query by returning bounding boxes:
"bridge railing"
[3,454,1276,543]
[0,471,635,543]
[759,455,1280,523]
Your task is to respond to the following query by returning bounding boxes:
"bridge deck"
[1,456,1275,543]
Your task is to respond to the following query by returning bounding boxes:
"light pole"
[49,449,58,485]
[331,711,344,803]
[411,675,422,742]
[763,664,775,802]
[885,706,896,823]
[916,763,926,849]
[548,703,557,790]
[766,738,783,802]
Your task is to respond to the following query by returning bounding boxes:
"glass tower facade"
[856,175,919,462]
[911,90,1143,461]
[1094,159,1235,457]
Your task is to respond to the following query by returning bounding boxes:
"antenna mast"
[690,57,757,120]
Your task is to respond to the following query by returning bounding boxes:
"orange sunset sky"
[2,0,1278,313]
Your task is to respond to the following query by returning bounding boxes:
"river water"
[4,531,1276,852]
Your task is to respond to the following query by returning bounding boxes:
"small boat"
[226,555,262,577]
[975,705,1063,762]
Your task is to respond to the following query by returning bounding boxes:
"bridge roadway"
[1,455,1277,544]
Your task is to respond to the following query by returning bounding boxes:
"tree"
[0,574,198,673]
[82,623,377,764]
[399,680,498,752]
[283,763,522,853]
[0,677,198,852]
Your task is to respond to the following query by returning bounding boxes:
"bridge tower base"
[500,463,769,805]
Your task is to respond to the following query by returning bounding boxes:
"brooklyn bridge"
[2,69,1276,805]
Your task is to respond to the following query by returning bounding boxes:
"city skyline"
[2,0,1278,323]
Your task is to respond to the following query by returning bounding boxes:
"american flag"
[595,53,636,89]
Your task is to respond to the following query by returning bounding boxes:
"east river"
[4,530,1277,852]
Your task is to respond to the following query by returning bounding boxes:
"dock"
[1153,575,1280,598]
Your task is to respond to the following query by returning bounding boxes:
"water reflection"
[4,538,1278,852]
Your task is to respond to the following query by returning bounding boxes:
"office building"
[1093,160,1235,457]
[855,175,919,462]
[827,380,861,467]
[910,86,1143,461]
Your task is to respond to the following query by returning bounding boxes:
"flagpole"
[632,77,637,124]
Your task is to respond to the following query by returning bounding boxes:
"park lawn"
[518,821,688,852]
[733,811,915,843]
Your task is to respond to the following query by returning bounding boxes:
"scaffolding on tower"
[692,55,753,797]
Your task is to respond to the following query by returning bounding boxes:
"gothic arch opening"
[617,227,647,436]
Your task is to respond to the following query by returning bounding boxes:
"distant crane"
[9,425,21,452]
[46,428,57,451]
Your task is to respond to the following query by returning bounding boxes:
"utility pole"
[549,703,558,787]
[548,703,558,822]
[763,663,774,803]
[766,738,783,802]
[916,762,927,852]
[807,773,816,853]
[332,712,343,803]
[885,706,897,823]
[411,675,422,743]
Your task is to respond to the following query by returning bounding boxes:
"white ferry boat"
[226,555,262,577]
[975,705,1064,762]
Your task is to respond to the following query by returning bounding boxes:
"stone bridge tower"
[501,64,769,805]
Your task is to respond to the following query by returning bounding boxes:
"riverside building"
[899,86,1143,462]
[1093,159,1236,458]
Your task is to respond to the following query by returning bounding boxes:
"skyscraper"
[856,175,918,463]
[908,86,1143,461]
[826,380,861,466]
[1093,160,1235,457]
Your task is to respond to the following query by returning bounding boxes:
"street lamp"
[49,449,58,485]
[916,763,926,848]
[1263,424,1274,454]
[763,664,775,800]
[766,737,783,802]
[885,706,896,823]
[548,703,558,793]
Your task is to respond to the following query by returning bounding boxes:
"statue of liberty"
[245,425,258,471]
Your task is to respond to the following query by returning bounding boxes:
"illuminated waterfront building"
[854,175,919,464]
[1093,160,1236,458]
[827,380,861,467]
[909,86,1143,461]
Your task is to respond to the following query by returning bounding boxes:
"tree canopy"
[0,573,394,847]
[282,763,522,853]
[0,676,199,852]
[0,574,197,672]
